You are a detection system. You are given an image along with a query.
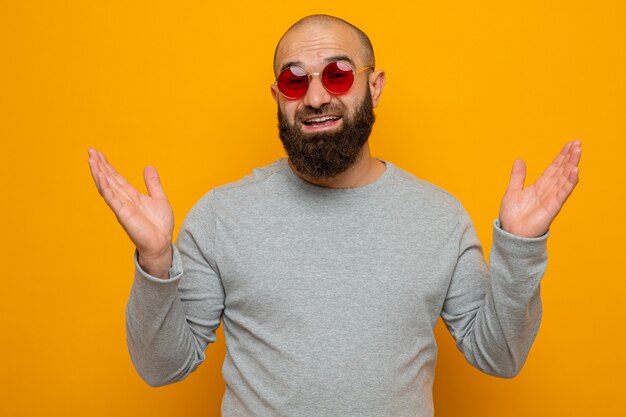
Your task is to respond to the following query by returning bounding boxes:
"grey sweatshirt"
[126,158,548,417]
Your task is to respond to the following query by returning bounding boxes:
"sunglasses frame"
[275,61,374,100]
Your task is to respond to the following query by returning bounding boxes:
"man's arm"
[440,141,581,377]
[88,150,224,386]
[125,193,225,386]
[441,211,548,378]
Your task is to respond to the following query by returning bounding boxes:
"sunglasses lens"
[277,62,356,99]
[322,61,354,94]
[277,67,308,99]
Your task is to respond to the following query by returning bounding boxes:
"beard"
[278,91,375,179]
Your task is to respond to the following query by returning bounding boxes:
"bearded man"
[88,14,581,417]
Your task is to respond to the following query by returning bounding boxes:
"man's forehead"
[274,22,364,73]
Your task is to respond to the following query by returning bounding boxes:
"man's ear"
[270,84,279,103]
[369,70,386,108]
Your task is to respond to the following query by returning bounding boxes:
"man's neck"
[287,143,386,189]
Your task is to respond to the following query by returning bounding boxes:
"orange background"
[2,1,625,416]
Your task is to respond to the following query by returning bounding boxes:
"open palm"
[88,149,174,272]
[499,140,582,238]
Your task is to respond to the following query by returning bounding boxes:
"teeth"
[307,116,339,123]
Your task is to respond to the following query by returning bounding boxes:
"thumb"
[507,159,527,192]
[143,165,167,199]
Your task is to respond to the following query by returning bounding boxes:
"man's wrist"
[137,248,173,280]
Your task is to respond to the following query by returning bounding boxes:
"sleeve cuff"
[133,245,184,284]
[493,219,549,259]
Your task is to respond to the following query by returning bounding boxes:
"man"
[87,14,581,417]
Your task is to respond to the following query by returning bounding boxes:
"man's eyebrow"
[279,60,303,74]
[278,55,357,74]
[324,55,356,68]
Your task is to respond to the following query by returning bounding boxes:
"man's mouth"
[301,115,342,130]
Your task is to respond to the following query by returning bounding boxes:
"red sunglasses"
[275,61,373,100]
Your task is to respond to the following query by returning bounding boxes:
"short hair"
[273,14,375,76]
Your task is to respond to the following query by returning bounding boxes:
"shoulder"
[385,161,462,217]
[213,159,287,195]
[186,158,288,217]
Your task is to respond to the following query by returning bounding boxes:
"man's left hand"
[499,140,582,238]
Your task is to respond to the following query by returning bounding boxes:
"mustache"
[295,103,346,121]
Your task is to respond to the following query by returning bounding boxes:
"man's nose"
[302,75,332,109]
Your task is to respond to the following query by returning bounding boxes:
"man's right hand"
[88,149,174,279]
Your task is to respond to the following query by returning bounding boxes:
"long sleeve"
[125,190,225,387]
[440,206,548,378]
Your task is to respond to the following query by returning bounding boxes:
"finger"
[144,165,167,200]
[507,159,526,192]
[554,166,580,207]
[552,141,581,189]
[93,156,121,192]
[89,150,130,206]
[569,165,580,184]
[543,144,570,180]
[97,170,125,215]
[87,149,103,194]
[566,140,582,168]
[540,141,578,183]
[560,140,573,157]
[96,150,129,187]
[94,156,138,207]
